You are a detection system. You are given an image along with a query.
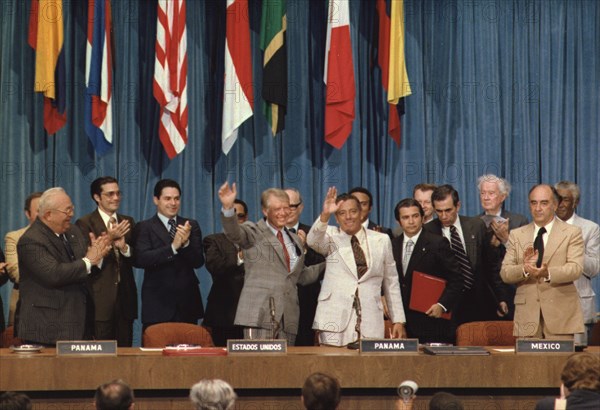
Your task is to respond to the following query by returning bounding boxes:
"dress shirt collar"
[157,212,177,231]
[97,207,117,227]
[403,228,422,245]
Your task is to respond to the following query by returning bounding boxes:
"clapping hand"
[86,232,112,266]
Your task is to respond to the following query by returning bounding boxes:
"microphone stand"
[269,297,280,340]
[347,291,362,350]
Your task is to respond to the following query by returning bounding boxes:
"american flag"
[153,0,188,159]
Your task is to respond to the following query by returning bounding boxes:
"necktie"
[276,231,291,272]
[449,225,474,290]
[534,227,547,268]
[61,234,75,261]
[108,217,120,259]
[403,239,414,275]
[351,235,368,279]
[168,219,177,239]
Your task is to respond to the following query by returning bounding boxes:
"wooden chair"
[456,321,516,346]
[0,325,23,348]
[588,322,600,346]
[142,323,214,348]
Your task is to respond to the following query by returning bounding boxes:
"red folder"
[409,271,452,320]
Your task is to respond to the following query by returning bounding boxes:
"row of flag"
[28,0,411,158]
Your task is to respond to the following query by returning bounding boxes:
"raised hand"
[218,181,237,209]
[320,187,339,222]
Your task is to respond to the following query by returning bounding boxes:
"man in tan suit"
[501,184,584,339]
[3,192,42,325]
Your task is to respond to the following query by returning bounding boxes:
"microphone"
[269,296,279,339]
[269,296,276,319]
[398,380,418,403]
[347,292,362,350]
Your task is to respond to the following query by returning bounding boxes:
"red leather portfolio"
[409,271,452,320]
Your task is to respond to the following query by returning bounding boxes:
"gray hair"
[477,174,511,196]
[189,379,237,410]
[38,187,67,214]
[261,188,290,210]
[554,181,581,203]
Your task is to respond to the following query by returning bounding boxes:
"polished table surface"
[3,346,596,392]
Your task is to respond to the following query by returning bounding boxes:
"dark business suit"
[368,220,393,239]
[295,222,325,346]
[17,219,93,345]
[482,209,528,320]
[202,233,245,346]
[76,210,138,346]
[392,230,463,343]
[535,390,600,410]
[424,216,499,325]
[133,215,204,326]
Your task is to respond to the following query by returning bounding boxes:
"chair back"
[142,323,214,347]
[456,321,516,346]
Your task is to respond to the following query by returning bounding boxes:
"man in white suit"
[555,181,600,345]
[307,187,406,347]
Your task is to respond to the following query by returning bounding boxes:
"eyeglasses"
[101,191,122,198]
[358,200,370,207]
[51,207,75,216]
[289,201,303,209]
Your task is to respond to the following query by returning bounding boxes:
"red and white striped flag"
[324,0,355,149]
[222,0,254,155]
[153,0,188,159]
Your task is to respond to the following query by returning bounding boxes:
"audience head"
[301,372,341,410]
[477,174,510,214]
[153,179,182,219]
[261,188,290,229]
[348,187,373,223]
[528,184,559,226]
[554,181,580,222]
[428,392,464,410]
[94,379,134,410]
[394,198,424,237]
[38,187,75,234]
[413,183,436,222]
[24,191,43,224]
[91,176,121,215]
[284,188,305,227]
[334,193,362,236]
[233,199,248,224]
[189,379,237,410]
[431,185,461,228]
[0,392,32,410]
[560,352,600,395]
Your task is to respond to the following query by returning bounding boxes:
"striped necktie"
[449,225,474,290]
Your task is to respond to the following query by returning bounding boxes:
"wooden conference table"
[2,346,596,409]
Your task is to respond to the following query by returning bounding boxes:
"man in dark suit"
[284,188,325,346]
[348,187,393,237]
[202,199,248,346]
[17,187,111,345]
[76,177,137,346]
[392,199,463,344]
[133,179,205,330]
[218,182,324,345]
[477,174,528,320]
[424,184,501,325]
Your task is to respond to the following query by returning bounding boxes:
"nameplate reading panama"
[516,339,574,354]
[360,339,418,353]
[56,341,117,356]
[227,340,287,354]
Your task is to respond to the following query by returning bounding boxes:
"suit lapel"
[150,215,173,245]
[37,220,75,261]
[544,220,567,263]
[459,216,477,266]
[257,220,289,271]
[90,210,108,236]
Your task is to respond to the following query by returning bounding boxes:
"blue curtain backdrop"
[1,0,598,345]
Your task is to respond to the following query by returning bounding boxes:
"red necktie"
[277,231,291,272]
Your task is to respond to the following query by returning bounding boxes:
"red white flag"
[153,0,188,159]
[222,0,254,155]
[324,0,355,149]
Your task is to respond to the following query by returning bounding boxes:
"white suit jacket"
[569,214,600,323]
[307,219,405,346]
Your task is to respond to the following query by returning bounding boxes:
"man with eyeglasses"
[17,187,112,345]
[284,188,325,346]
[202,199,248,346]
[76,177,137,346]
